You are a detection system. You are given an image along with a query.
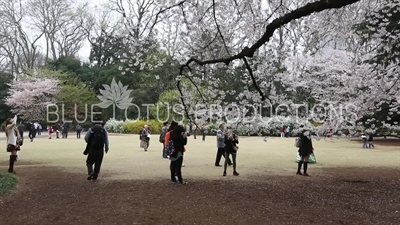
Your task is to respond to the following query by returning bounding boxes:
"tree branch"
[212,0,230,56]
[177,0,361,125]
[179,0,361,100]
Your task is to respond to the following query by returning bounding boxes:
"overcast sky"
[77,0,106,61]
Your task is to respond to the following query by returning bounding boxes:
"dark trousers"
[37,128,41,135]
[19,131,23,142]
[86,151,104,179]
[162,144,167,158]
[77,131,81,139]
[28,131,36,140]
[63,131,68,138]
[224,152,237,172]
[193,129,197,139]
[202,133,206,141]
[170,156,184,182]
[216,148,231,166]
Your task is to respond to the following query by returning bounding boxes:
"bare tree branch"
[211,0,230,56]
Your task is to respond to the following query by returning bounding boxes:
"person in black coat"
[368,134,375,148]
[297,125,314,176]
[17,122,25,142]
[170,124,187,185]
[28,122,36,142]
[223,131,239,176]
[84,120,109,181]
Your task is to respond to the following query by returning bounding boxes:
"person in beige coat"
[5,115,22,174]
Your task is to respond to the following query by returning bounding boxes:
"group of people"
[16,121,41,143]
[162,121,188,184]
[215,123,239,176]
[361,133,375,148]
[4,114,315,181]
[45,122,85,139]
[280,125,291,138]
[158,122,188,184]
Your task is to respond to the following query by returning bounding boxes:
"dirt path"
[0,166,399,225]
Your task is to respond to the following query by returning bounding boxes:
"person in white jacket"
[5,115,21,173]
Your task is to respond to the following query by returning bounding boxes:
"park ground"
[0,133,399,225]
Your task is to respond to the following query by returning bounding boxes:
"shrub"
[0,172,18,196]
[104,116,316,136]
[123,120,164,134]
[388,126,400,135]
[104,119,126,133]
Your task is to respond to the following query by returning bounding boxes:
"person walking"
[215,123,232,167]
[84,119,109,181]
[34,122,39,136]
[170,124,188,185]
[160,122,169,158]
[201,124,207,141]
[286,126,291,137]
[223,129,239,176]
[140,125,150,151]
[296,125,314,176]
[37,123,42,135]
[16,122,25,160]
[62,121,69,139]
[361,134,368,148]
[28,122,36,142]
[192,123,197,139]
[76,124,83,139]
[17,122,25,143]
[5,116,22,174]
[368,133,375,148]
[47,125,54,139]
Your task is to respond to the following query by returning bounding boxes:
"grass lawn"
[1,132,399,180]
[0,172,18,196]
[0,133,399,224]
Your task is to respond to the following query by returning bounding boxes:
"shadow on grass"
[0,172,18,197]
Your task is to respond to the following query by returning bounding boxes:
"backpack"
[91,127,105,149]
[77,125,83,132]
[159,128,167,143]
[165,139,176,156]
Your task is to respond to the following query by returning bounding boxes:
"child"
[361,134,367,148]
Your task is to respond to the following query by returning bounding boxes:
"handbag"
[17,136,23,146]
[294,138,301,148]
[233,146,239,151]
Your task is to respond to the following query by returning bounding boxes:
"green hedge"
[0,172,18,196]
[124,120,164,134]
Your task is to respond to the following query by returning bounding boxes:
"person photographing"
[169,124,188,184]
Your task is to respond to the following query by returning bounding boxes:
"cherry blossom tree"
[109,0,398,136]
[352,0,400,133]
[4,75,59,121]
[172,0,365,128]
